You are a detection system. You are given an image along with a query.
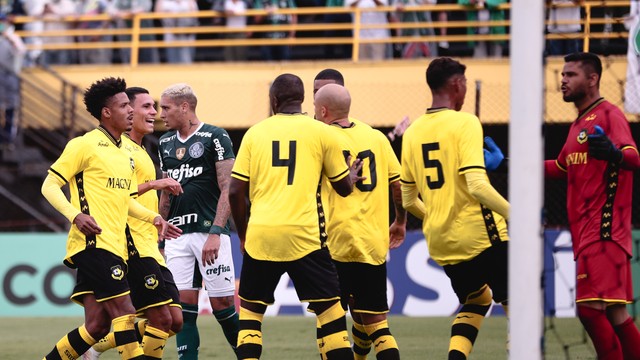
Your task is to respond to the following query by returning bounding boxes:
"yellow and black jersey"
[321,119,400,265]
[48,127,138,264]
[400,108,508,266]
[231,113,349,261]
[122,135,166,266]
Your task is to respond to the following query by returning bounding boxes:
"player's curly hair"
[270,74,304,109]
[426,57,466,92]
[83,77,127,121]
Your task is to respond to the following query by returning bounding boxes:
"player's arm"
[544,159,567,179]
[229,177,249,254]
[41,172,102,236]
[465,170,510,220]
[158,172,172,220]
[202,158,235,266]
[400,180,426,219]
[389,179,407,249]
[137,177,183,197]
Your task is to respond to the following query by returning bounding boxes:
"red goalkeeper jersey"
[555,99,638,259]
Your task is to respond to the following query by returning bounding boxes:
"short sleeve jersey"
[554,99,638,258]
[158,123,234,234]
[400,108,509,266]
[321,119,401,265]
[122,135,166,266]
[48,127,138,264]
[231,114,350,261]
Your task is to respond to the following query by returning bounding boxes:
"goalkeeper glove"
[587,125,623,163]
[484,136,505,172]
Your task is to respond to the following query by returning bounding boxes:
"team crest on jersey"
[204,220,212,227]
[111,265,124,280]
[189,142,205,159]
[577,129,588,144]
[144,274,159,290]
[585,114,597,121]
[130,157,135,171]
[176,147,186,160]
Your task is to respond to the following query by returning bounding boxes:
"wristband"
[209,225,224,235]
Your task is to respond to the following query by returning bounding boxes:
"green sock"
[176,303,200,360]
[213,305,240,353]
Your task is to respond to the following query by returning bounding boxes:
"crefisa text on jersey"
[167,164,204,182]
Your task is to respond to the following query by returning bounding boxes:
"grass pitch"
[5,316,596,359]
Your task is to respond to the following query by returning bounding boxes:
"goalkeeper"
[545,52,640,359]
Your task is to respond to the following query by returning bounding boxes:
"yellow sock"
[237,306,264,360]
[448,286,492,360]
[44,325,96,360]
[112,314,145,359]
[352,321,371,360]
[92,333,116,352]
[316,302,352,358]
[363,319,399,359]
[141,325,169,359]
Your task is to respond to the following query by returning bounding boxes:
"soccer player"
[40,77,181,360]
[314,83,406,360]
[157,83,239,359]
[83,87,185,359]
[545,52,640,359]
[229,73,356,359]
[400,58,510,360]
[313,68,409,143]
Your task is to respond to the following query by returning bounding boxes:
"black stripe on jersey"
[75,172,96,249]
[232,171,250,181]
[316,183,328,247]
[600,162,619,241]
[400,179,415,184]
[49,168,69,184]
[459,165,485,173]
[389,174,400,183]
[479,204,501,246]
[130,192,138,197]
[327,168,349,181]
[125,225,140,258]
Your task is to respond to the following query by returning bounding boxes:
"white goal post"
[509,1,545,359]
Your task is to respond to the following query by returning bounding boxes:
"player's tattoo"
[213,158,234,227]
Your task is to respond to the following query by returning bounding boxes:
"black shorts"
[69,248,130,305]
[128,256,177,313]
[334,261,389,314]
[239,248,341,305]
[443,241,508,304]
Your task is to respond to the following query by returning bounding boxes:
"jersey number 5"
[422,142,444,189]
[272,140,296,185]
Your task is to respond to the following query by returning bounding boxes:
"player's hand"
[153,178,183,196]
[389,220,406,249]
[483,136,505,172]
[153,216,182,242]
[347,155,366,188]
[588,125,623,163]
[73,213,102,236]
[239,239,245,255]
[202,234,221,266]
[387,115,410,141]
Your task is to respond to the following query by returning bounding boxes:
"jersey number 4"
[272,140,296,185]
[422,142,444,189]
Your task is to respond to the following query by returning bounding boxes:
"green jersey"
[158,123,235,234]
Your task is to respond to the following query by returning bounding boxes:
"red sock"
[577,306,623,360]
[614,317,640,360]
